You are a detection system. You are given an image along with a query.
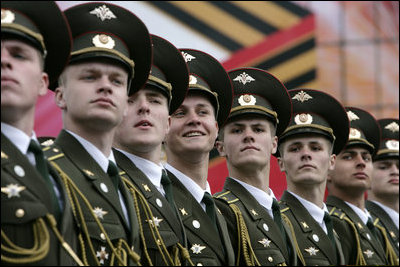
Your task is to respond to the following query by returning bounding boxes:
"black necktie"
[272,198,286,239]
[324,212,337,249]
[202,192,218,230]
[28,140,61,220]
[366,217,378,239]
[107,161,120,192]
[160,169,174,207]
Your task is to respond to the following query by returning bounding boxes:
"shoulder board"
[42,142,64,161]
[329,207,346,220]
[214,190,239,204]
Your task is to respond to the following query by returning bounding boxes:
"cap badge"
[349,128,361,139]
[238,94,256,106]
[292,90,313,102]
[1,9,15,24]
[385,140,399,151]
[347,110,360,121]
[189,75,197,85]
[92,34,115,49]
[295,113,313,125]
[181,52,196,62]
[90,5,117,21]
[233,72,255,85]
[385,122,399,133]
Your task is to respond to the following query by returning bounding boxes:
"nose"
[96,76,113,95]
[243,127,255,143]
[354,154,367,168]
[137,98,150,115]
[300,146,312,161]
[187,110,201,126]
[1,44,12,69]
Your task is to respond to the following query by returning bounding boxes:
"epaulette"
[214,190,239,204]
[278,200,290,213]
[329,207,347,220]
[41,142,65,162]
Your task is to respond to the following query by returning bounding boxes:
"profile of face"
[55,61,128,131]
[114,87,170,153]
[278,135,335,186]
[216,117,277,170]
[370,158,399,198]
[164,93,218,157]
[327,146,373,192]
[1,39,48,117]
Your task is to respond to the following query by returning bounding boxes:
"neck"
[2,107,35,137]
[287,181,326,208]
[167,151,210,190]
[329,186,366,210]
[115,143,162,165]
[228,162,270,192]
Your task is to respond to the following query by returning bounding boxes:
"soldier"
[213,67,297,266]
[164,49,235,265]
[113,34,191,265]
[277,89,349,265]
[326,107,396,265]
[42,2,152,265]
[366,118,399,260]
[1,2,82,265]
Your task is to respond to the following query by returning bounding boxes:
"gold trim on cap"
[348,138,375,149]
[189,83,219,117]
[2,23,46,56]
[71,47,135,76]
[376,149,399,156]
[148,75,172,92]
[230,105,278,121]
[282,124,336,141]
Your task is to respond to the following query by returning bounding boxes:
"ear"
[55,86,67,110]
[215,140,226,157]
[277,156,285,172]
[271,135,278,154]
[38,72,49,96]
[165,116,171,135]
[328,154,336,171]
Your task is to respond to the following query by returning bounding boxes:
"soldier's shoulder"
[329,206,347,220]
[213,190,239,205]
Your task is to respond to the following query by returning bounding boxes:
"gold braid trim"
[229,203,260,266]
[342,216,367,265]
[50,161,141,266]
[177,243,195,266]
[280,213,306,266]
[122,176,177,266]
[374,222,399,265]
[1,218,49,264]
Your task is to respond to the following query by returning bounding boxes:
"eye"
[288,146,300,152]
[230,128,242,134]
[172,110,185,117]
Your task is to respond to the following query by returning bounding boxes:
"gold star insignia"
[142,184,151,192]
[250,209,258,216]
[357,222,363,229]
[1,151,8,159]
[258,238,271,247]
[96,246,109,264]
[83,169,94,177]
[180,208,188,216]
[305,247,319,256]
[390,231,396,238]
[147,217,163,228]
[363,249,374,258]
[93,207,108,219]
[190,244,206,254]
[1,184,26,198]
[301,221,309,229]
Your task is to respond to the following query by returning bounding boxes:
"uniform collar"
[288,190,328,225]
[1,122,37,155]
[345,200,371,224]
[369,200,399,229]
[67,130,115,173]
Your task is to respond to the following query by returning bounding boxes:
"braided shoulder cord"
[50,161,140,266]
[374,222,399,265]
[341,216,367,265]
[280,213,306,266]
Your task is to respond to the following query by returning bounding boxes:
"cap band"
[2,23,46,56]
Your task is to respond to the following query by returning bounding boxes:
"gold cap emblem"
[1,9,15,24]
[90,5,117,21]
[92,34,115,49]
[292,90,313,102]
[385,122,399,133]
[347,111,360,121]
[189,75,197,85]
[385,140,399,151]
[349,128,361,139]
[238,94,256,106]
[294,113,313,125]
[181,52,196,62]
[233,72,255,85]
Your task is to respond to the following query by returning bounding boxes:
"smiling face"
[278,135,335,187]
[55,61,128,132]
[217,117,277,172]
[164,93,218,159]
[114,87,170,154]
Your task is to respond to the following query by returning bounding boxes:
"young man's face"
[55,61,128,131]
[328,146,373,192]
[164,94,218,156]
[216,117,277,170]
[278,135,335,186]
[370,158,399,198]
[114,87,170,153]
[1,39,48,119]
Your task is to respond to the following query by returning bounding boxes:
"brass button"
[268,256,273,262]
[100,233,106,240]
[15,209,25,218]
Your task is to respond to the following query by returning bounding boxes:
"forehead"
[1,38,38,53]
[66,61,128,75]
[180,94,214,109]
[340,146,371,154]
[226,117,272,127]
[131,87,167,99]
[283,135,331,146]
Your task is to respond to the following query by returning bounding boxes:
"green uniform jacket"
[366,200,399,259]
[114,149,189,265]
[214,177,297,266]
[326,195,388,265]
[167,170,235,266]
[43,130,141,265]
[1,133,79,265]
[280,191,345,265]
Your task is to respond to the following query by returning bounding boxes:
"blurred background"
[36,1,399,198]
